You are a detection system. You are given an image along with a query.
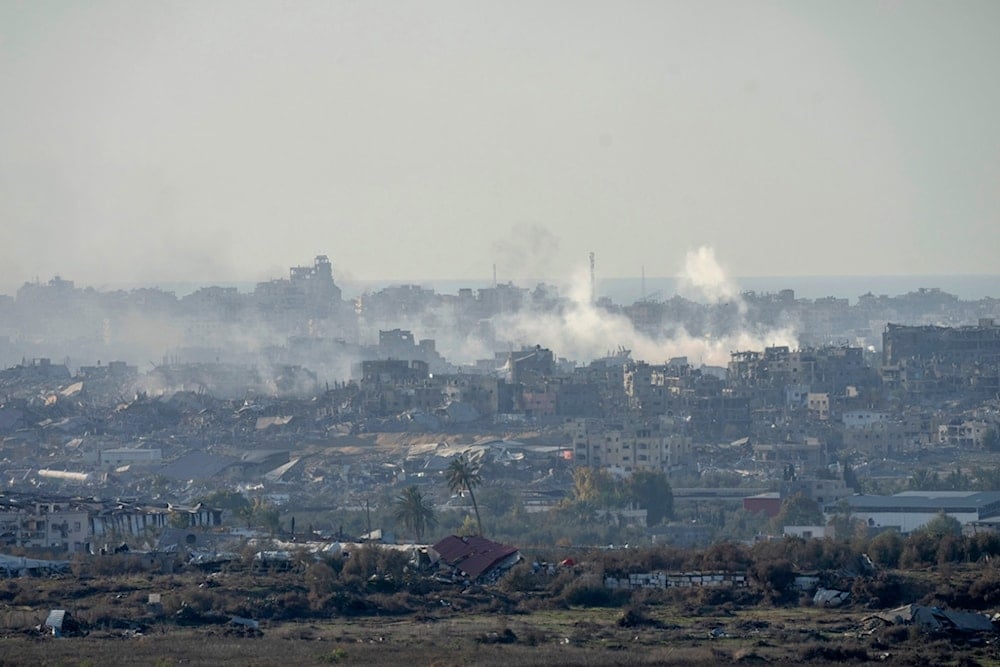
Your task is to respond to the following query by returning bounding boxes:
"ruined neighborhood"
[0,256,999,664]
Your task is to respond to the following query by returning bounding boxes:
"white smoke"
[483,248,796,367]
[677,245,743,307]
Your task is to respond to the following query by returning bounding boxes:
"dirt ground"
[2,602,996,666]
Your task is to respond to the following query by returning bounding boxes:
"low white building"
[824,491,1000,534]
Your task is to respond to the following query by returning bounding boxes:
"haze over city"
[2,1,1000,293]
[5,6,1000,662]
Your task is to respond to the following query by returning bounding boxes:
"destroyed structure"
[0,494,221,553]
[0,255,998,554]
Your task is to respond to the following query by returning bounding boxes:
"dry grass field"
[0,581,996,666]
[0,547,997,666]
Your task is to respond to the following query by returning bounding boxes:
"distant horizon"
[4,272,998,305]
[4,3,1000,286]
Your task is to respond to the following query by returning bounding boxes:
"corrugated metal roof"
[432,535,518,580]
[158,451,237,481]
[835,492,1000,515]
[264,457,301,482]
[45,609,66,629]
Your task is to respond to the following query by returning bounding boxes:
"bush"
[969,533,1000,560]
[900,531,937,569]
[617,603,661,628]
[751,558,796,601]
[499,563,539,593]
[800,644,869,662]
[867,531,904,568]
[967,570,1000,608]
[560,581,620,607]
[306,562,339,606]
[852,573,908,608]
[700,541,751,572]
[879,624,912,644]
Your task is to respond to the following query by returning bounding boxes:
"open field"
[1,570,998,666]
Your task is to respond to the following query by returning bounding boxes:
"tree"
[771,492,824,532]
[456,515,478,537]
[479,487,517,517]
[237,496,281,534]
[827,499,861,540]
[751,557,796,601]
[571,466,619,505]
[626,470,674,526]
[394,485,437,543]
[842,460,862,493]
[237,496,266,530]
[908,468,941,491]
[258,504,282,535]
[867,530,904,568]
[922,511,962,539]
[942,467,972,491]
[974,465,1000,491]
[445,455,483,536]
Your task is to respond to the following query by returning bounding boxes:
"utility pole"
[365,499,372,540]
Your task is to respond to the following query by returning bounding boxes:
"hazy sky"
[2,1,998,290]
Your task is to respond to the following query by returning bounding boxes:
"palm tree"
[446,455,483,535]
[393,485,437,543]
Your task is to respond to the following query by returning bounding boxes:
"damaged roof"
[431,535,518,580]
[874,604,995,634]
[157,451,238,481]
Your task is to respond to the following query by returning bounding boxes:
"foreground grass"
[2,604,995,666]
[1,558,998,666]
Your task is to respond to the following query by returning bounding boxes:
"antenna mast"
[589,252,596,305]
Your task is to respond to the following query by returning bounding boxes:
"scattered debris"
[813,587,850,607]
[865,604,996,635]
[45,609,83,637]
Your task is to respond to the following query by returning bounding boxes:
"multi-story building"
[0,498,89,552]
[938,420,993,448]
[0,495,222,554]
[568,418,691,474]
[882,320,1000,397]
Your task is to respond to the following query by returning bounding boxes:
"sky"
[2,1,999,291]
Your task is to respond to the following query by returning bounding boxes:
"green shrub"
[499,563,539,593]
[867,531,904,568]
[560,581,623,607]
[852,573,908,608]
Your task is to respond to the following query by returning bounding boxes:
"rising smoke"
[677,246,743,308]
[404,246,798,368]
[0,246,798,391]
[488,247,795,367]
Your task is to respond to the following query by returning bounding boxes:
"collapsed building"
[430,535,521,584]
[0,493,222,553]
[881,319,1000,397]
